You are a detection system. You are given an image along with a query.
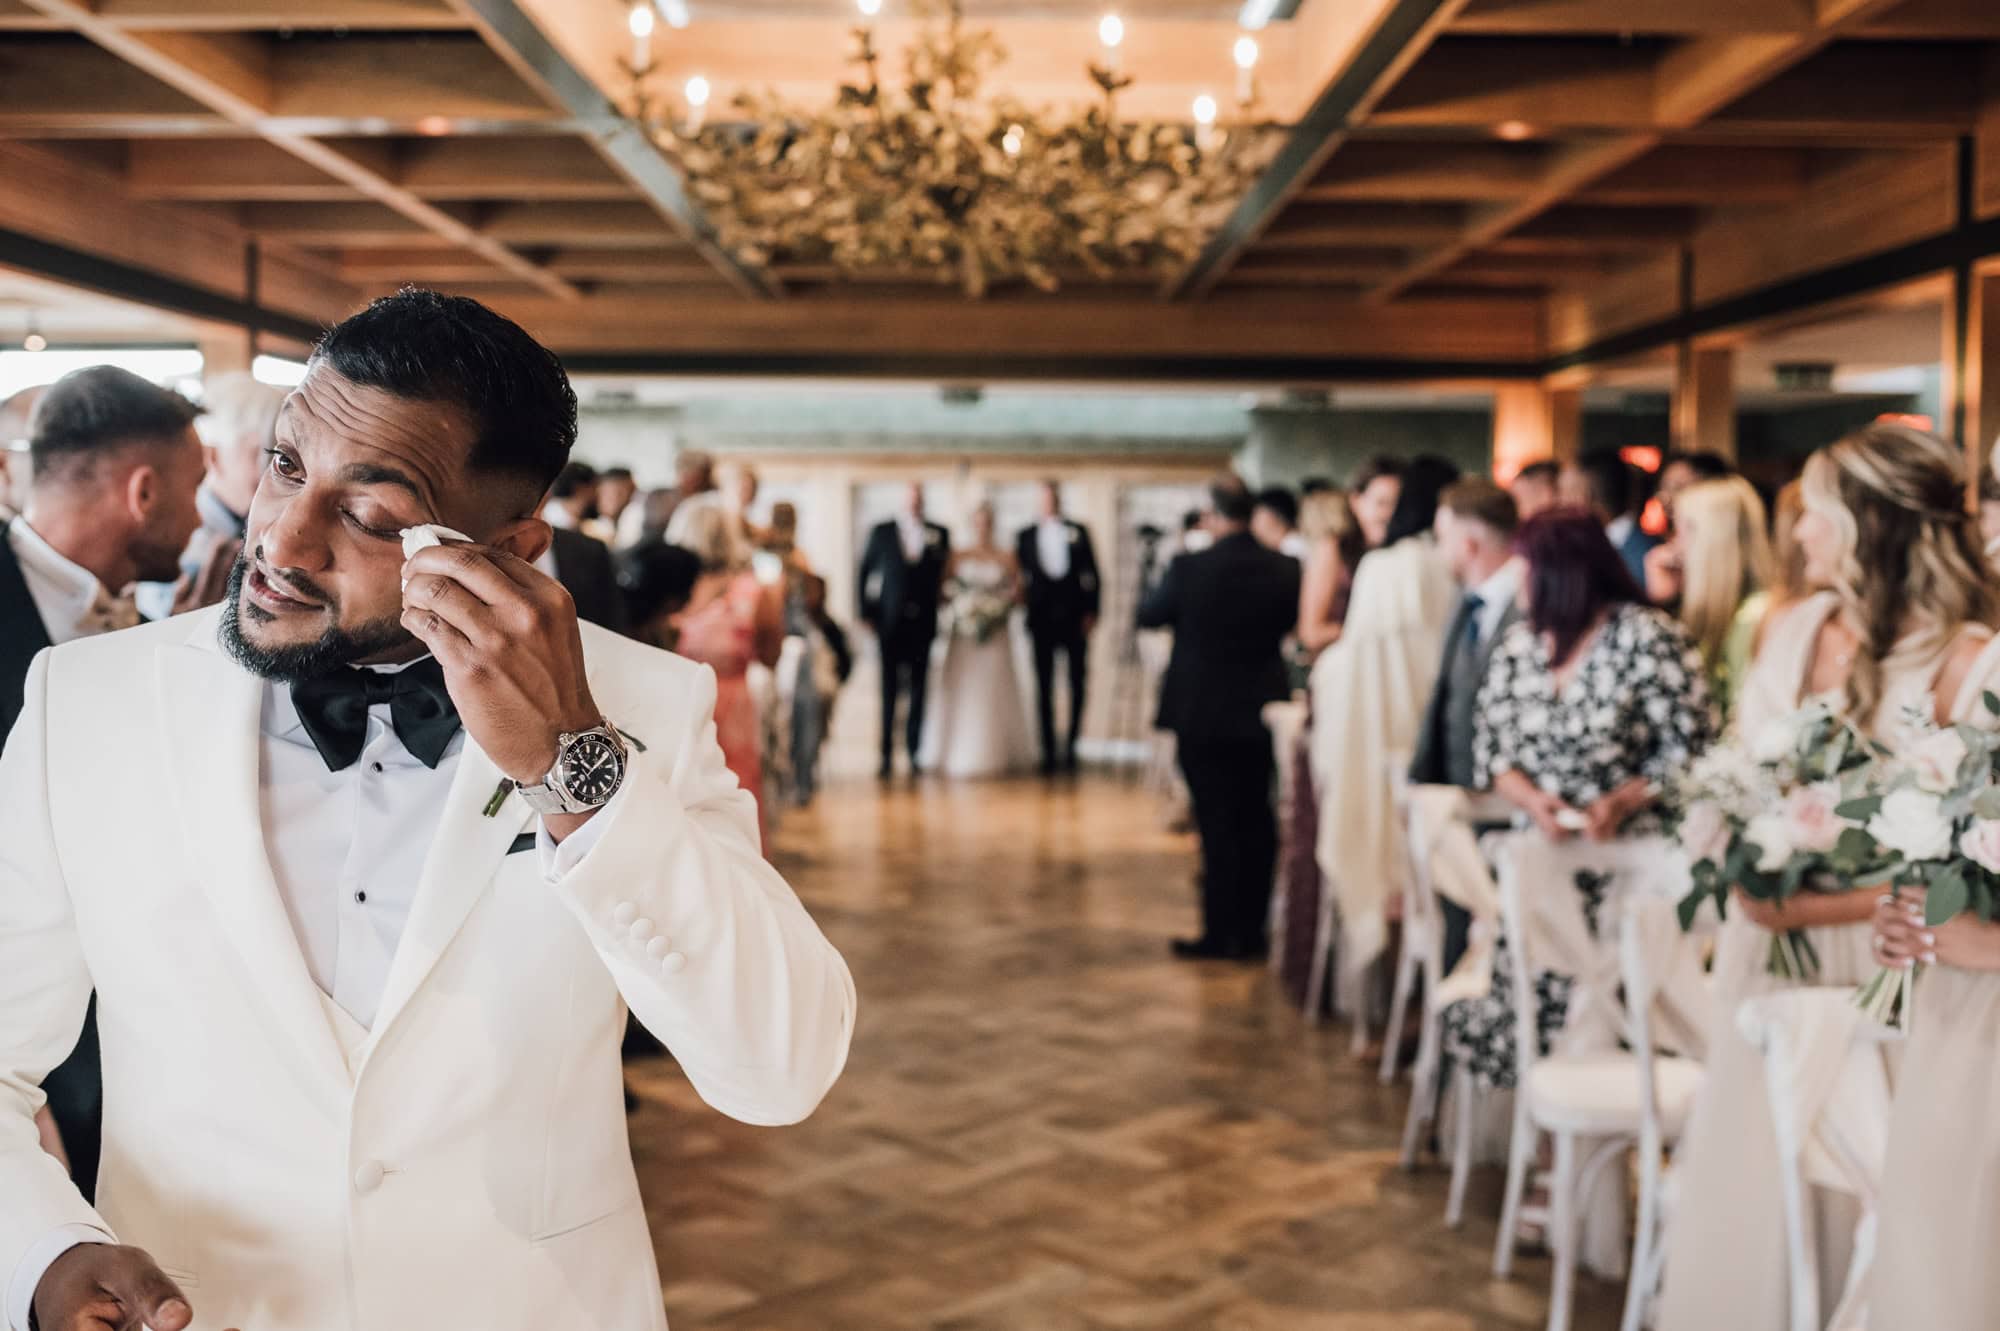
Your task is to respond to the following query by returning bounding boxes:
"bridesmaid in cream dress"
[1868,442,2000,1330]
[1659,423,2000,1331]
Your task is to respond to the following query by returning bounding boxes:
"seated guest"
[1438,507,1712,1120]
[1309,456,1462,1006]
[1643,475,1773,725]
[1137,477,1300,961]
[1294,489,1366,659]
[1251,487,1306,560]
[1508,458,1559,520]
[1348,453,1405,551]
[1562,447,1659,587]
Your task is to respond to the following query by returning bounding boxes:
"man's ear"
[491,516,552,566]
[125,461,159,523]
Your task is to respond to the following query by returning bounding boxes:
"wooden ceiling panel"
[475,201,685,248]
[94,0,472,29]
[233,200,467,246]
[265,33,556,125]
[1256,202,1475,250]
[1370,37,1663,130]
[126,136,380,200]
[1452,0,1814,36]
[1575,145,1818,205]
[0,34,220,134]
[1702,40,1986,138]
[393,136,633,201]
[1300,140,1561,202]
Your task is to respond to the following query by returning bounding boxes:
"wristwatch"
[517,721,630,816]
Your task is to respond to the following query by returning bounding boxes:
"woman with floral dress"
[1439,509,1714,1095]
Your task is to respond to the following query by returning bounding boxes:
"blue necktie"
[1460,592,1484,654]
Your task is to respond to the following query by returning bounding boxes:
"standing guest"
[1348,454,1405,551]
[1979,465,2000,564]
[1656,448,1732,527]
[1642,475,1773,724]
[671,503,786,811]
[633,448,718,549]
[1300,476,1333,498]
[0,387,45,521]
[859,481,949,779]
[1251,487,1307,560]
[616,538,703,653]
[1508,459,1560,520]
[1763,478,1813,630]
[138,371,278,617]
[1665,424,2000,1331]
[1137,477,1300,960]
[1309,457,1462,1008]
[1437,509,1712,1130]
[1,366,205,1208]
[1561,447,1659,586]
[789,572,851,806]
[594,465,637,543]
[721,461,765,551]
[0,291,853,1331]
[927,502,1036,779]
[536,495,631,633]
[1016,479,1100,776]
[541,459,597,533]
[1294,489,1366,659]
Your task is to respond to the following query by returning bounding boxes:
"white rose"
[1749,718,1798,765]
[1909,729,1971,794]
[1745,812,1795,873]
[1960,818,2000,875]
[1679,801,1731,865]
[1867,788,1956,863]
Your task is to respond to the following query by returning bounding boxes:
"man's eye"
[265,449,301,479]
[343,511,402,540]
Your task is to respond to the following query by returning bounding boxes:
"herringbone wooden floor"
[624,775,1624,1330]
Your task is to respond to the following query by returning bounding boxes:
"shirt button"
[645,936,669,959]
[612,902,637,926]
[628,917,654,941]
[370,761,384,774]
[660,952,687,974]
[353,1160,386,1194]
[355,891,367,904]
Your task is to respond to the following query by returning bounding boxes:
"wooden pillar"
[1671,344,1736,461]
[1491,382,1580,481]
[198,331,253,380]
[1948,264,2000,494]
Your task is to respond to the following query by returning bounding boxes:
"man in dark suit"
[1562,447,1659,588]
[1138,478,1301,961]
[2,365,205,1203]
[1016,480,1100,776]
[542,522,630,633]
[858,481,949,779]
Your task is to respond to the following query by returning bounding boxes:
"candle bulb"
[627,1,654,71]
[857,0,882,15]
[1192,92,1218,149]
[1098,13,1123,77]
[685,74,710,133]
[1233,35,1258,105]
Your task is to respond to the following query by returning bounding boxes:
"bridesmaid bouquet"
[943,578,1014,644]
[1673,700,1893,979]
[1850,695,2000,1025]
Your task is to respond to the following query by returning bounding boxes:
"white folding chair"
[1737,989,1899,1331]
[1381,762,1433,1084]
[1486,833,1708,1331]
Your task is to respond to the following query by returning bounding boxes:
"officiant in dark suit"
[1017,480,1100,775]
[0,365,206,1204]
[1408,478,1520,973]
[859,481,949,778]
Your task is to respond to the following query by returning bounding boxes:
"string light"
[1232,35,1258,104]
[685,74,710,132]
[1002,124,1025,156]
[1098,13,1123,76]
[1192,93,1217,126]
[858,0,883,15]
[627,1,654,71]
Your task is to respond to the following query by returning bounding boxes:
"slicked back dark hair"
[1383,455,1460,546]
[309,288,577,495]
[29,365,201,483]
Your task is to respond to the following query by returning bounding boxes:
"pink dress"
[674,573,765,828]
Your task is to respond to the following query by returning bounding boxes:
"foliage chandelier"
[626,0,1279,297]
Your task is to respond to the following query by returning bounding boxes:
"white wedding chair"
[1486,832,1710,1331]
[1737,989,1899,1331]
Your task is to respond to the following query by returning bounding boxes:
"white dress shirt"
[7,517,139,645]
[1468,559,1521,647]
[1605,513,1636,552]
[1034,517,1071,580]
[897,513,928,564]
[1280,531,1310,562]
[11,665,609,1328]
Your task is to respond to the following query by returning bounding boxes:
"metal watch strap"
[515,775,579,816]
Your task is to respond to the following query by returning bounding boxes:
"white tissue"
[400,523,472,591]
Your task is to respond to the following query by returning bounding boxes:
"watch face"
[558,732,625,806]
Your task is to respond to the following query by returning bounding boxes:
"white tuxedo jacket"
[0,606,855,1330]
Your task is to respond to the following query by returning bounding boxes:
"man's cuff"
[532,800,619,883]
[10,1225,113,1331]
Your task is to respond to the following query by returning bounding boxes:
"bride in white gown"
[920,504,1038,778]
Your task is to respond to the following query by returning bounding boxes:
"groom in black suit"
[1017,480,1100,775]
[859,481,950,778]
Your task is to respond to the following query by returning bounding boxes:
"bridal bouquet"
[944,579,1014,644]
[1849,695,2000,1025]
[1674,700,1894,979]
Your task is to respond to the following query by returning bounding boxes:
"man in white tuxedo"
[1,290,856,1331]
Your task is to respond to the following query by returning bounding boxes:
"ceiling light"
[1098,14,1124,47]
[22,332,46,353]
[1192,93,1218,126]
[685,75,711,107]
[1233,35,1259,69]
[628,2,654,38]
[858,0,883,14]
[1495,119,1534,141]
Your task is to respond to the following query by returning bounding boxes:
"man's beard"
[217,551,412,682]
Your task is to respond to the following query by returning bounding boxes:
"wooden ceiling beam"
[1370,38,1660,130]
[15,4,578,298]
[475,201,682,248]
[1298,140,1558,202]
[1257,202,1473,249]
[1575,145,1818,205]
[90,0,471,30]
[1364,0,1913,300]
[232,200,466,247]
[393,136,632,201]
[1452,0,1814,36]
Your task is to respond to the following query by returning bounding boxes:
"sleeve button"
[612,902,637,926]
[645,936,670,959]
[661,952,687,974]
[629,917,654,940]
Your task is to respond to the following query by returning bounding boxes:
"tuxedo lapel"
[362,740,531,1061]
[155,633,354,1101]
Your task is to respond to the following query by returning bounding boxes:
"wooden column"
[1491,383,1580,481]
[198,331,253,379]
[1948,264,2000,493]
[1671,344,1736,461]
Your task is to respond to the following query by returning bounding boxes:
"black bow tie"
[290,659,461,773]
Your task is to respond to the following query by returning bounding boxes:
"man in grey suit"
[1409,478,1521,973]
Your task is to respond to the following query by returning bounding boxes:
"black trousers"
[878,621,934,768]
[43,995,100,1202]
[1176,732,1278,948]
[1031,624,1089,768]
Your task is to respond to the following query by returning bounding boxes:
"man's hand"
[400,543,600,786]
[34,1243,237,1331]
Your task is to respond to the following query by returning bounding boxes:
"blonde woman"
[1660,424,2000,1330]
[1295,489,1367,657]
[1644,475,1775,723]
